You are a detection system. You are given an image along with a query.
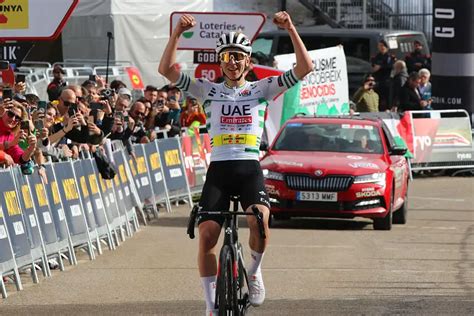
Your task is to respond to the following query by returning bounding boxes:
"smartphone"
[89,102,103,111]
[21,120,30,135]
[34,119,44,131]
[123,114,129,122]
[15,74,26,83]
[169,96,176,102]
[37,100,47,113]
[89,74,96,82]
[114,111,124,120]
[2,88,13,100]
[67,103,78,117]
[0,61,9,71]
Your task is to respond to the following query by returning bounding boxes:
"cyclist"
[159,11,313,315]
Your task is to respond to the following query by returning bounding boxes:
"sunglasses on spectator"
[77,96,85,102]
[135,111,146,117]
[6,110,22,122]
[63,101,77,107]
[219,51,248,63]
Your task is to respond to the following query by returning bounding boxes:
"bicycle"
[187,196,266,316]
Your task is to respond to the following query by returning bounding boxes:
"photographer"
[47,65,67,101]
[35,103,73,161]
[352,74,379,112]
[51,89,104,145]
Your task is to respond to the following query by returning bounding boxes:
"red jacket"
[0,119,24,164]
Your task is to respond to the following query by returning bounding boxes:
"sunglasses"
[135,111,146,117]
[6,110,22,122]
[219,51,248,63]
[63,101,77,107]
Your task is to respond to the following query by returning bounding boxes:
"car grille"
[285,175,354,192]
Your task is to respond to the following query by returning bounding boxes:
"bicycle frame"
[187,196,266,315]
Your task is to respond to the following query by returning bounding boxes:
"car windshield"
[273,122,384,154]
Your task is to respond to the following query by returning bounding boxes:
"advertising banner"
[43,164,69,242]
[411,112,473,164]
[130,145,154,201]
[157,138,189,197]
[274,46,350,117]
[143,141,167,199]
[171,12,266,51]
[0,170,30,258]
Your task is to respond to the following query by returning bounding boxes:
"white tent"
[61,0,213,86]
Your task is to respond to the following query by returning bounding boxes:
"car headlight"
[262,169,284,181]
[354,172,386,186]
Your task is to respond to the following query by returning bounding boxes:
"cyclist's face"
[220,49,249,80]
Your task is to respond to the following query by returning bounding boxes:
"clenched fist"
[273,11,294,30]
[175,14,196,36]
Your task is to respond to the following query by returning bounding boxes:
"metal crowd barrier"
[1,134,208,298]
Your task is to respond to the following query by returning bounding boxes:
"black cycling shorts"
[197,160,270,226]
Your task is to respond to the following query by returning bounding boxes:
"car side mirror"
[389,146,407,156]
[259,142,269,151]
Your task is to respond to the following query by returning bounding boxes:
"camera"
[100,88,115,100]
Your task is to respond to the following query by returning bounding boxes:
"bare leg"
[198,220,221,276]
[246,204,270,252]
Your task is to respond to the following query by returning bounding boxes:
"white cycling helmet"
[215,32,252,55]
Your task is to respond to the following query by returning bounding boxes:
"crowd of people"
[0,64,206,169]
[352,39,432,113]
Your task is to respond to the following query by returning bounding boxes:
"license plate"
[297,191,337,202]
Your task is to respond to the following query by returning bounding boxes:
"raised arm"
[273,11,313,79]
[158,14,196,83]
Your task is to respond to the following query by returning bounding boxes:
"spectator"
[398,72,431,112]
[0,101,37,164]
[371,40,395,111]
[352,74,379,112]
[35,104,72,161]
[115,96,130,113]
[389,60,409,111]
[144,85,159,106]
[117,87,132,102]
[353,129,373,152]
[47,65,67,101]
[129,101,150,143]
[180,96,206,128]
[110,79,127,92]
[52,89,104,145]
[405,40,431,73]
[418,68,432,106]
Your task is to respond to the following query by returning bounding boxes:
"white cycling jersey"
[175,69,299,161]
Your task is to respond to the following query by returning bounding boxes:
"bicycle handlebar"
[186,205,267,240]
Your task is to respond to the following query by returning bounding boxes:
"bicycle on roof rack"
[187,196,266,316]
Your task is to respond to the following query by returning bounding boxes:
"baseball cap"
[117,87,132,98]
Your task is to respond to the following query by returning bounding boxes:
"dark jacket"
[53,122,104,145]
[389,70,409,108]
[405,51,431,73]
[398,83,422,112]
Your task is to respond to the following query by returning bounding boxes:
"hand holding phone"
[20,120,30,135]
[2,88,13,100]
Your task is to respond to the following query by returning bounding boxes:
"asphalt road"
[1,175,474,315]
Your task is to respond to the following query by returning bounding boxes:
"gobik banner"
[43,164,77,265]
[143,141,172,212]
[130,144,154,202]
[80,159,115,250]
[12,167,50,278]
[0,177,22,297]
[157,137,193,204]
[53,161,95,260]
[0,169,40,284]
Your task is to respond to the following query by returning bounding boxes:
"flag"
[126,67,144,90]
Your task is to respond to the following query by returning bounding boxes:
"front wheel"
[373,189,393,231]
[217,245,238,315]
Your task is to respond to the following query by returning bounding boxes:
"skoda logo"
[314,169,324,177]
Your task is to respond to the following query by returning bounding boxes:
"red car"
[260,115,410,230]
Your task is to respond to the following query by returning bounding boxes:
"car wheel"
[373,190,393,231]
[393,184,408,225]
